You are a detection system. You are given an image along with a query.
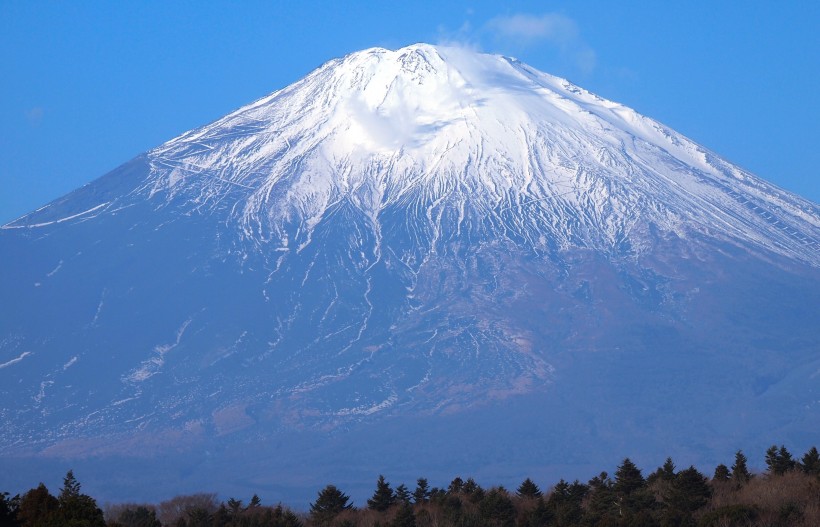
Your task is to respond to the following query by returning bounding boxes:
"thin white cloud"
[487,13,579,45]
[436,20,481,50]
[574,47,597,75]
[485,13,597,74]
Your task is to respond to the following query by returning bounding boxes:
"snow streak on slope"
[124,43,819,266]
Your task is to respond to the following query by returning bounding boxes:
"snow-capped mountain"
[1,44,819,503]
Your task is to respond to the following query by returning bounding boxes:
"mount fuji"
[1,44,819,504]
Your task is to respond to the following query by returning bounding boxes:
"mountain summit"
[11,44,817,262]
[2,44,819,502]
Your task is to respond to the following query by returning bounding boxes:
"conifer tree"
[583,472,616,525]
[526,497,553,527]
[248,494,261,508]
[462,478,483,502]
[57,470,105,527]
[59,470,81,502]
[395,484,411,505]
[648,457,677,485]
[800,446,820,476]
[269,504,302,527]
[309,485,352,526]
[660,457,676,480]
[226,497,243,515]
[462,478,480,495]
[412,478,430,504]
[613,458,656,522]
[730,450,752,485]
[516,478,542,499]
[613,458,645,495]
[667,466,711,512]
[391,501,416,527]
[367,475,396,512]
[447,477,464,495]
[766,445,796,474]
[478,488,515,527]
[712,464,730,482]
[778,445,795,470]
[546,480,586,526]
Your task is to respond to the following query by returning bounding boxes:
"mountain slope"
[1,44,819,503]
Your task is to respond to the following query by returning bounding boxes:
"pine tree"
[478,488,515,527]
[546,480,587,527]
[268,504,302,527]
[59,470,81,502]
[764,445,778,472]
[613,458,655,522]
[226,497,243,515]
[309,485,352,526]
[391,501,416,527]
[395,484,411,505]
[527,497,553,527]
[764,445,795,475]
[800,446,820,476]
[660,457,676,480]
[447,477,464,495]
[248,494,262,508]
[730,450,752,485]
[777,445,796,473]
[648,457,677,485]
[367,475,396,512]
[583,472,616,525]
[412,478,430,504]
[667,466,711,512]
[614,458,645,496]
[462,478,481,495]
[713,464,730,482]
[516,478,542,499]
[57,470,105,527]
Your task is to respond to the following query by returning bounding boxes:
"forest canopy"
[1,444,819,527]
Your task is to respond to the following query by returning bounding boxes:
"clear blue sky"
[1,1,818,223]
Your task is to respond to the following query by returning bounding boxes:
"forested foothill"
[2,445,818,526]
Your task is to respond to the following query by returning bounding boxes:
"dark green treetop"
[412,478,430,504]
[57,471,105,527]
[367,475,395,512]
[391,501,416,527]
[765,444,796,475]
[731,450,753,485]
[614,458,645,496]
[713,464,730,482]
[394,484,411,505]
[309,485,353,526]
[516,478,542,499]
[801,446,820,476]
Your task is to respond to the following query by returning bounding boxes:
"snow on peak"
[29,43,819,265]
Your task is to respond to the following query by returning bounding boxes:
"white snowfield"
[131,43,818,265]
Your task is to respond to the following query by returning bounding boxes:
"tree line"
[1,444,818,527]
